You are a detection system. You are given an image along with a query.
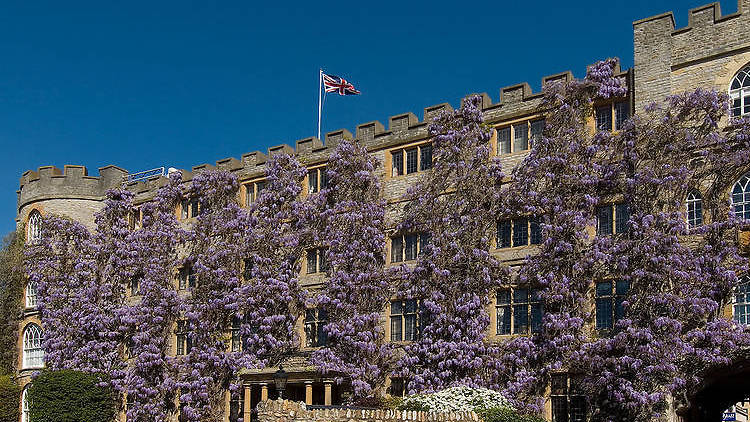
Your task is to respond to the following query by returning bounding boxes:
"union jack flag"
[322,73,361,95]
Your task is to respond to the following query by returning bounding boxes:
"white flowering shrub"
[399,386,513,413]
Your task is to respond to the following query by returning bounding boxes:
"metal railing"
[123,167,165,184]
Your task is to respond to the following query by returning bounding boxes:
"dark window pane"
[597,205,613,236]
[418,233,431,257]
[530,217,542,245]
[514,124,529,151]
[514,288,529,304]
[596,281,612,297]
[318,249,328,273]
[391,315,402,341]
[615,102,629,130]
[243,258,253,280]
[404,234,418,261]
[498,127,511,154]
[405,315,417,341]
[392,150,404,176]
[497,220,511,248]
[531,303,543,334]
[513,218,529,247]
[615,204,629,234]
[405,299,417,314]
[513,304,529,334]
[530,119,545,145]
[497,305,511,335]
[551,397,568,422]
[308,170,318,193]
[595,105,612,131]
[497,289,510,304]
[596,297,613,330]
[307,249,317,274]
[320,169,328,189]
[406,148,418,174]
[391,237,403,263]
[420,144,433,170]
[569,396,587,422]
[391,300,403,315]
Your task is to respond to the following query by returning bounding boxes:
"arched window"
[25,281,37,308]
[732,173,750,220]
[735,275,750,325]
[730,65,750,117]
[21,386,30,422]
[26,210,42,244]
[22,324,44,369]
[686,190,703,228]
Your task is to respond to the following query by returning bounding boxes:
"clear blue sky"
[0,0,734,235]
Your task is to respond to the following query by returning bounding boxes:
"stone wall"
[256,400,479,422]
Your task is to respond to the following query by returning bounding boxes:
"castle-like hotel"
[14,2,750,421]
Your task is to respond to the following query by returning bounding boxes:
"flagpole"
[317,69,323,140]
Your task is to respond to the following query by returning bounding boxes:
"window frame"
[596,203,629,236]
[307,167,328,195]
[306,247,328,274]
[390,299,421,342]
[550,374,587,422]
[390,143,433,177]
[595,279,630,331]
[243,180,267,207]
[25,281,37,309]
[22,323,44,369]
[176,320,192,356]
[686,190,703,229]
[26,210,42,244]
[390,233,430,263]
[178,266,197,290]
[734,275,750,326]
[496,287,543,336]
[304,308,328,348]
[730,65,750,118]
[496,218,542,249]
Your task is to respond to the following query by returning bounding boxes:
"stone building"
[13,1,750,421]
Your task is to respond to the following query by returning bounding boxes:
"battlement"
[17,60,629,209]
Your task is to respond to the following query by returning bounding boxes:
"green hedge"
[28,370,117,422]
[476,407,546,422]
[0,375,20,422]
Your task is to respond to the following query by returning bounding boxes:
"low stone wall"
[256,399,479,422]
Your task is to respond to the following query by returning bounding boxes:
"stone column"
[305,382,313,405]
[324,381,332,406]
[243,385,252,422]
[261,383,268,401]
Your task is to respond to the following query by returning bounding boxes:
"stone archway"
[678,353,750,422]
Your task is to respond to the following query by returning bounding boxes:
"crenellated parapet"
[18,165,128,210]
[17,59,631,209]
[634,0,750,109]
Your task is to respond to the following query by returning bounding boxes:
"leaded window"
[497,127,511,154]
[596,204,629,236]
[730,65,750,117]
[304,309,328,347]
[306,248,328,274]
[22,387,30,422]
[180,199,199,220]
[390,299,421,342]
[25,281,37,308]
[551,374,586,422]
[735,276,750,325]
[27,210,42,244]
[530,119,545,144]
[308,167,328,194]
[615,101,629,130]
[231,316,242,352]
[244,180,266,206]
[179,266,197,290]
[391,144,432,176]
[23,324,44,369]
[595,105,612,131]
[595,280,629,330]
[513,123,529,152]
[176,320,192,355]
[497,218,542,248]
[686,190,703,228]
[496,288,543,335]
[733,174,750,220]
[391,233,429,263]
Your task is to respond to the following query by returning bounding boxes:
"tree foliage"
[0,231,25,375]
[0,375,20,422]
